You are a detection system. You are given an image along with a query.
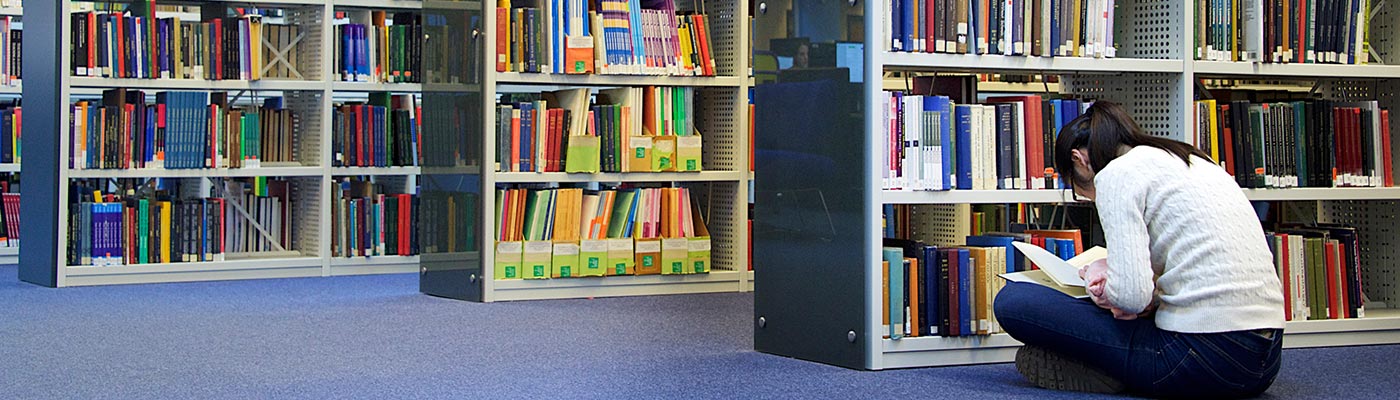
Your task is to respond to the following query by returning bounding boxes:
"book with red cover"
[1279,234,1292,321]
[945,248,960,337]
[986,95,1045,188]
[925,0,937,53]
[1325,240,1341,319]
[1220,103,1235,175]
[1382,110,1393,187]
[691,15,716,76]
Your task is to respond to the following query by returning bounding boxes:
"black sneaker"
[1015,345,1127,394]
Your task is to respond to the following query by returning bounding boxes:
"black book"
[994,103,1015,188]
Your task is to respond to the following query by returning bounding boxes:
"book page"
[1012,241,1087,287]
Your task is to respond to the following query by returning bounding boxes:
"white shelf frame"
[882,52,1184,74]
[474,0,754,302]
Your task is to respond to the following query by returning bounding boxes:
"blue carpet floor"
[2,265,1398,399]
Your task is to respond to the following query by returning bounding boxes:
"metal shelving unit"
[416,0,752,302]
[21,0,427,287]
[754,0,1400,370]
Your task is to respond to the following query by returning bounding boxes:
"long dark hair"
[1054,101,1210,192]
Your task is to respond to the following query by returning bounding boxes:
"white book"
[1289,235,1306,321]
[1011,102,1027,189]
[1241,0,1264,61]
[1003,0,1014,55]
[1002,242,1106,298]
[983,105,997,190]
[903,95,919,191]
[927,110,944,190]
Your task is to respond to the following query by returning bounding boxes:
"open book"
[1000,242,1108,299]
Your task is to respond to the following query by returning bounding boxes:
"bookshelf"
[20,0,426,287]
[416,0,754,302]
[753,0,1400,370]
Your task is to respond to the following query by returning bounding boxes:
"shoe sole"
[1016,345,1127,394]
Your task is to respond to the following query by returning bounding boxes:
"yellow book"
[678,20,694,72]
[159,201,171,263]
[1205,100,1220,162]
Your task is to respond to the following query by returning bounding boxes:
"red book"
[1333,107,1345,184]
[1383,110,1393,187]
[1297,0,1306,63]
[986,95,1045,188]
[1351,108,1363,180]
[692,15,716,76]
[116,16,126,78]
[354,105,364,167]
[123,104,135,169]
[925,0,937,53]
[496,7,509,72]
[155,104,165,163]
[1337,243,1350,318]
[555,108,566,172]
[1325,241,1340,319]
[1279,234,1291,321]
[1221,104,1235,175]
[213,18,224,80]
[87,13,98,75]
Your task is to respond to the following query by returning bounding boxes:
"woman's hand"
[1079,259,1140,320]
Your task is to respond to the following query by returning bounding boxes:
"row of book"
[331,179,418,258]
[1267,223,1365,321]
[0,17,19,87]
[217,178,293,255]
[494,186,710,279]
[883,93,1088,191]
[70,11,303,80]
[495,0,718,76]
[0,103,17,165]
[334,12,421,83]
[67,179,234,266]
[496,87,702,173]
[886,0,1119,58]
[1195,0,1375,64]
[418,190,480,255]
[0,176,17,247]
[69,90,298,170]
[1192,99,1392,189]
[881,229,1084,338]
[332,94,422,167]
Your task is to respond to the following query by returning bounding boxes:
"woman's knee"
[993,282,1044,321]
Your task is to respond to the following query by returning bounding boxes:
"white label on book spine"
[554,243,580,256]
[581,240,608,252]
[608,239,633,252]
[635,240,661,253]
[663,238,688,250]
[688,239,711,252]
[497,242,523,254]
[524,241,553,253]
[630,136,653,148]
[677,136,702,147]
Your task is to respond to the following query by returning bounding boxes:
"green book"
[606,190,636,239]
[1292,101,1308,187]
[138,199,150,264]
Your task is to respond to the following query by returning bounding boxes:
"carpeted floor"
[1,265,1397,399]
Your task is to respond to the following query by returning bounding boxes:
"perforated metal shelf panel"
[698,87,741,171]
[1114,0,1186,60]
[1061,73,1185,140]
[688,182,744,273]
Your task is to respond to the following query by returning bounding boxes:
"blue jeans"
[994,282,1283,398]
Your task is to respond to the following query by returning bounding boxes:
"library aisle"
[0,264,1396,398]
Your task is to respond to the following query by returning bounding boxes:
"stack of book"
[332,93,422,167]
[1195,0,1376,64]
[881,93,1086,191]
[495,0,718,76]
[69,7,305,80]
[1267,223,1365,321]
[334,11,422,83]
[66,179,234,267]
[69,91,298,170]
[496,87,702,173]
[331,178,418,258]
[494,186,710,279]
[886,0,1118,58]
[220,178,293,256]
[881,228,1084,338]
[0,15,18,87]
[1193,99,1393,188]
[0,102,17,166]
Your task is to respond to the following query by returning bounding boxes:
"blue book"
[1050,0,1060,56]
[926,96,954,190]
[954,105,974,189]
[968,0,978,54]
[883,247,905,339]
[900,0,915,52]
[342,25,353,79]
[957,248,972,336]
[519,102,534,171]
[1059,237,1075,259]
[890,0,902,50]
[967,235,1016,274]
[883,204,895,238]
[922,246,941,336]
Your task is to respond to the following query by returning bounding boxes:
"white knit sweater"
[1094,146,1285,333]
